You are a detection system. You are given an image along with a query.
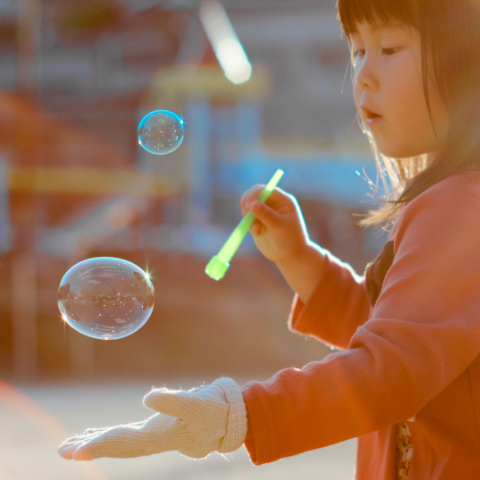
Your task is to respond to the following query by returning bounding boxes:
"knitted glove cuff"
[215,377,248,453]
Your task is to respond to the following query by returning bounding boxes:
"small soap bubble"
[58,257,155,340]
[137,110,185,155]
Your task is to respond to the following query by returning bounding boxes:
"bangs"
[337,0,419,37]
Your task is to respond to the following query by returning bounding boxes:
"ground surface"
[0,380,357,480]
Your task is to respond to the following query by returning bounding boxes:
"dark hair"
[337,0,480,226]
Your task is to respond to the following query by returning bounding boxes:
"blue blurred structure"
[0,0,388,382]
[135,97,379,258]
[184,99,376,208]
[0,159,10,252]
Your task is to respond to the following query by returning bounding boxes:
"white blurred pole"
[199,0,252,85]
[12,252,37,378]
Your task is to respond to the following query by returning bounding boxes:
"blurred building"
[0,0,386,381]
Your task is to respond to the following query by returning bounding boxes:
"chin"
[376,146,425,159]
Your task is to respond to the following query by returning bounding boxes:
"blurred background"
[0,0,386,478]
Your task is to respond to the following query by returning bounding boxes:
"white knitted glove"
[58,377,247,461]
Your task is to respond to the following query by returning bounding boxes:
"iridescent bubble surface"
[58,257,155,340]
[137,110,185,155]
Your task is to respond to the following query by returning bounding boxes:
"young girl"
[58,0,480,478]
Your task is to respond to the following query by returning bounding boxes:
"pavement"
[0,380,357,480]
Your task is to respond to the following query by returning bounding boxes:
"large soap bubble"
[137,110,185,155]
[58,257,154,340]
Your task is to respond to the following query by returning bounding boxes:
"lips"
[360,105,382,126]
[361,105,381,119]
[366,111,380,119]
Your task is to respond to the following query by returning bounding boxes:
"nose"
[354,54,378,91]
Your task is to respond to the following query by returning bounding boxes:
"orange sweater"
[242,172,480,479]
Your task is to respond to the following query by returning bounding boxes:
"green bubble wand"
[205,169,284,281]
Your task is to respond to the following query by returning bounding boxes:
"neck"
[426,150,440,167]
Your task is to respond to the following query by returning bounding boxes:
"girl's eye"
[382,47,399,55]
[352,47,399,59]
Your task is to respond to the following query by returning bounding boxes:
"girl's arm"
[241,175,480,465]
[275,241,328,304]
[288,249,371,350]
[241,186,371,348]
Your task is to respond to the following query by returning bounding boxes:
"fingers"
[59,427,110,460]
[83,426,109,435]
[144,384,229,424]
[240,184,264,214]
[241,186,294,215]
[143,388,201,422]
[58,414,178,461]
[249,201,281,231]
[240,185,275,214]
[240,186,298,240]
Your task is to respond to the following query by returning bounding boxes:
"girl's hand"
[240,185,310,267]
[241,185,328,302]
[58,378,247,461]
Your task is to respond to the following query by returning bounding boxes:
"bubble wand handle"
[205,169,284,281]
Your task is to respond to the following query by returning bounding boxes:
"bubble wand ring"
[205,169,284,280]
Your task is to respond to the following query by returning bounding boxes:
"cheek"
[425,83,450,135]
[392,55,447,133]
[388,73,432,130]
[399,79,448,139]
[353,83,362,110]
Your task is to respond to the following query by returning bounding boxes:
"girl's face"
[351,22,450,161]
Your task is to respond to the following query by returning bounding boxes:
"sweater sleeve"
[288,251,371,350]
[243,176,480,465]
